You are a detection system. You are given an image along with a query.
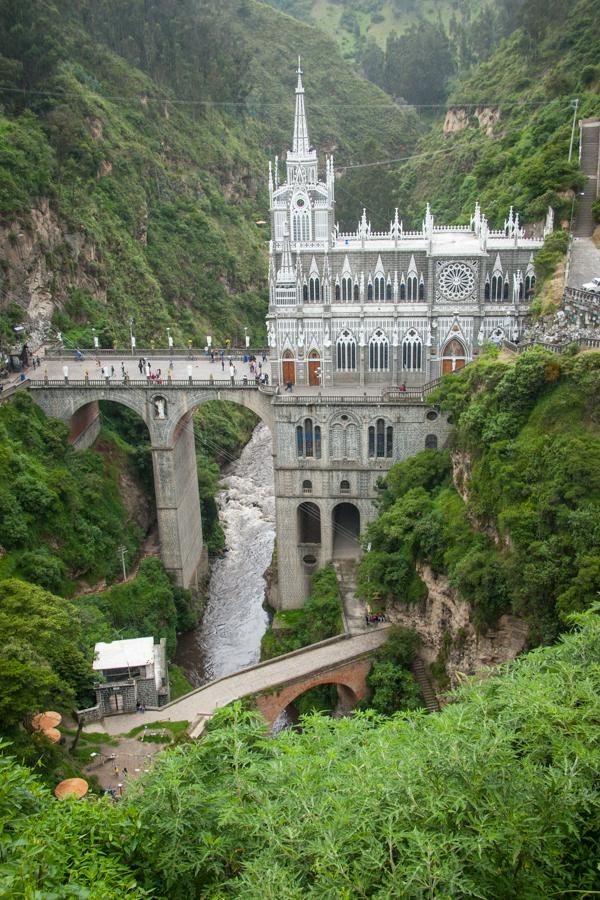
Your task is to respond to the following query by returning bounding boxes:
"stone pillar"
[152,416,205,590]
[68,400,101,449]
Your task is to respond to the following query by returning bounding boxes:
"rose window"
[438,263,475,301]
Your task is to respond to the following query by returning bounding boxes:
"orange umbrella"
[44,727,61,743]
[54,778,89,800]
[32,711,62,731]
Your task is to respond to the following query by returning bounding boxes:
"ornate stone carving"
[436,261,478,303]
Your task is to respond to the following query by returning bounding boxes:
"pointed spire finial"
[292,59,310,156]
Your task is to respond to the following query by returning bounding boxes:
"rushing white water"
[176,423,275,686]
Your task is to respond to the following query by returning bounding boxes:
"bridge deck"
[87,628,390,736]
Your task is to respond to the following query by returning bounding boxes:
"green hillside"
[359,347,600,645]
[386,0,600,229]
[0,0,419,350]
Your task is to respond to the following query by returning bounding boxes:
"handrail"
[28,378,267,389]
[43,347,269,360]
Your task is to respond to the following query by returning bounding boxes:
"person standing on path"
[229,363,235,385]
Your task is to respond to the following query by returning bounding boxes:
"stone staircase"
[574,122,599,238]
[412,658,441,713]
[333,558,367,634]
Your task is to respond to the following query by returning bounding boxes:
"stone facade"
[265,63,551,390]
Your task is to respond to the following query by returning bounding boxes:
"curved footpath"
[87,628,390,738]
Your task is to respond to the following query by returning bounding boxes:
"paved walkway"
[567,236,600,289]
[86,628,390,737]
[568,120,600,289]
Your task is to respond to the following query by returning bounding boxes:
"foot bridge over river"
[86,627,392,736]
[27,350,452,607]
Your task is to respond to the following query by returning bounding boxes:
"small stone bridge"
[88,628,391,737]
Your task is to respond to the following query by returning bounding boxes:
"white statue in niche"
[477,323,485,345]
[392,327,399,347]
[359,328,365,347]
[298,327,304,348]
[154,397,166,419]
[323,326,331,348]
[269,328,277,348]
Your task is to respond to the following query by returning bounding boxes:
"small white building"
[93,636,170,715]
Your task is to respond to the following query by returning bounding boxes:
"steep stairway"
[412,658,441,713]
[573,121,600,237]
[334,559,369,634]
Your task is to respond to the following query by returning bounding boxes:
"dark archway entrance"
[332,502,360,558]
[298,501,321,544]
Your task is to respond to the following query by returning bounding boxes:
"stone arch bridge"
[83,628,391,736]
[28,362,452,607]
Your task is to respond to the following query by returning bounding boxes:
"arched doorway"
[282,349,295,385]
[308,350,321,386]
[298,501,321,544]
[332,502,360,558]
[442,338,466,374]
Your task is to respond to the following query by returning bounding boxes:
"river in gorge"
[175,424,275,686]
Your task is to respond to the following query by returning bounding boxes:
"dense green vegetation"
[363,625,422,714]
[359,348,600,642]
[261,565,343,659]
[3,610,600,896]
[0,392,143,591]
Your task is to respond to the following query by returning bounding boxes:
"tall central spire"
[292,56,310,156]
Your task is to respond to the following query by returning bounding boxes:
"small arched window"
[407,275,418,301]
[525,273,536,297]
[369,329,389,371]
[335,282,341,302]
[353,282,359,302]
[368,419,393,458]
[374,276,385,301]
[367,282,373,301]
[491,273,503,301]
[386,281,392,301]
[402,329,422,371]
[302,479,313,494]
[309,276,320,302]
[336,330,357,371]
[418,281,425,300]
[425,434,438,450]
[399,282,406,301]
[342,276,352,302]
[296,418,321,459]
[340,479,350,494]
[302,283,308,303]
[484,279,490,301]
[503,279,509,300]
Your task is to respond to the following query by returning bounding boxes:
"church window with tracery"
[374,276,385,301]
[354,282,359,302]
[386,281,392,301]
[491,273,503,301]
[368,418,393,458]
[402,329,422,371]
[407,275,418,301]
[296,418,321,458]
[336,330,357,371]
[369,330,389,371]
[525,273,536,297]
[309,276,320,301]
[342,276,352,302]
[292,209,310,241]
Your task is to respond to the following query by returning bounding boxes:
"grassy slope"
[0,0,419,348]
[389,0,600,229]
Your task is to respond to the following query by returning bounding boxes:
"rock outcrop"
[389,563,529,690]
[443,107,500,137]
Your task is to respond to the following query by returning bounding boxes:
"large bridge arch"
[254,656,372,727]
[28,381,276,591]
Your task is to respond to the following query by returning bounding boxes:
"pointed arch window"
[386,281,392,301]
[335,281,341,302]
[374,275,385,301]
[484,277,491,301]
[309,276,320,302]
[399,281,406,301]
[402,329,423,371]
[342,276,352,302]
[407,275,418,301]
[418,280,425,300]
[292,209,310,241]
[302,283,308,302]
[368,418,393,458]
[330,418,359,460]
[491,272,503,301]
[353,282,359,302]
[503,278,509,300]
[296,418,321,459]
[367,281,373,301]
[525,272,536,297]
[369,329,389,371]
[336,330,357,372]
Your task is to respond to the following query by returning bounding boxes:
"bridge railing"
[43,346,269,360]
[501,336,600,355]
[28,377,269,389]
